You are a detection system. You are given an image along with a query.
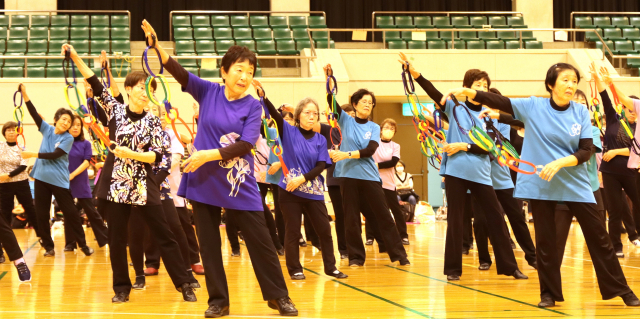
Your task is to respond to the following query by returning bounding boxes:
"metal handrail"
[170,10,326,40]
[570,11,640,42]
[372,11,524,42]
[0,9,131,39]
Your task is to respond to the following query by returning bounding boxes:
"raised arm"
[141,20,190,88]
[324,64,345,118]
[398,52,444,109]
[20,84,43,129]
[253,79,284,136]
[600,66,633,110]
[443,88,515,115]
[99,50,120,97]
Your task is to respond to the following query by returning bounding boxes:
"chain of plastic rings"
[589,80,604,136]
[610,83,640,155]
[13,88,25,148]
[257,92,289,175]
[325,68,343,149]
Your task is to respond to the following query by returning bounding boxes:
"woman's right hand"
[268,162,282,175]
[19,83,27,95]
[141,19,159,49]
[398,52,419,78]
[599,66,613,86]
[252,79,265,97]
[61,44,78,60]
[479,109,500,120]
[323,64,332,79]
[99,50,109,68]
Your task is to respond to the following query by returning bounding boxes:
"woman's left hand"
[21,151,37,159]
[443,143,467,156]
[182,150,211,173]
[69,173,76,181]
[112,146,133,159]
[539,159,566,182]
[286,176,306,192]
[331,151,350,162]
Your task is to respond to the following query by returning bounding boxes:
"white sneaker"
[632,240,640,246]
[616,251,625,258]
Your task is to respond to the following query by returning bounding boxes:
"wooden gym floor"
[1,220,640,318]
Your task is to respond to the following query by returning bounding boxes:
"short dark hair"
[124,71,156,91]
[350,89,376,109]
[282,111,294,120]
[341,104,354,113]
[220,45,257,83]
[489,87,502,95]
[71,115,85,141]
[53,108,74,130]
[396,160,406,170]
[630,95,639,100]
[574,89,588,106]
[463,69,491,89]
[2,121,17,137]
[545,63,581,94]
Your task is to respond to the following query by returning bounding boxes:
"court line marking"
[0,271,7,281]
[303,267,435,318]
[386,265,571,316]
[23,240,39,255]
[0,311,323,318]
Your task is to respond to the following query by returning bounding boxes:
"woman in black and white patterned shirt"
[62,43,196,304]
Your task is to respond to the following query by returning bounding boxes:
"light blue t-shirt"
[588,126,603,192]
[333,111,381,183]
[511,96,595,203]
[490,122,516,190]
[439,100,493,186]
[30,122,74,189]
[266,128,282,185]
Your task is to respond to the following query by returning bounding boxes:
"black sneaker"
[15,262,31,282]
[112,292,129,303]
[268,296,298,316]
[365,239,373,245]
[80,246,94,256]
[205,304,230,318]
[0,254,5,263]
[133,276,145,290]
[290,273,306,280]
[179,283,197,302]
[43,249,55,257]
[231,250,240,257]
[328,270,348,279]
[276,248,285,256]
[64,245,76,252]
[298,239,307,247]
[621,292,640,306]
[399,258,411,266]
[538,295,555,307]
[340,254,348,260]
[402,238,410,245]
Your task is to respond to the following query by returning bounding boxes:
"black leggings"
[34,179,87,251]
[531,199,630,301]
[0,180,39,236]
[328,185,347,255]
[341,178,407,264]
[443,175,518,277]
[279,190,337,276]
[65,198,109,248]
[191,201,288,307]
[602,172,640,251]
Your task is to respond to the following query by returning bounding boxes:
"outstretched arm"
[20,84,43,129]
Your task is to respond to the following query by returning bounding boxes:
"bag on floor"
[415,201,435,224]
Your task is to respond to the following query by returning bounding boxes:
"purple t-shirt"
[278,122,332,201]
[68,139,93,199]
[628,99,640,169]
[177,73,263,211]
[373,140,400,191]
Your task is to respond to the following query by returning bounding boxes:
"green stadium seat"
[384,31,400,42]
[200,68,220,78]
[253,28,273,40]
[233,27,253,40]
[110,27,129,40]
[414,16,433,28]
[213,27,233,40]
[9,27,28,39]
[26,52,47,67]
[91,27,110,40]
[250,16,269,28]
[176,53,198,67]
[256,40,276,55]
[27,40,48,67]
[4,53,25,67]
[183,66,199,76]
[90,40,110,53]
[174,27,193,40]
[70,39,89,53]
[216,40,235,54]
[428,40,446,49]
[30,27,49,40]
[624,28,640,40]
[478,31,497,40]
[70,27,89,40]
[458,30,478,40]
[51,15,70,27]
[111,15,129,27]
[488,16,507,27]
[486,40,505,49]
[0,27,6,40]
[505,40,523,49]
[497,30,517,40]
[585,28,603,41]
[71,15,90,26]
[525,40,543,49]
[593,16,615,29]
[0,15,8,27]
[296,39,312,51]
[395,16,414,29]
[425,30,439,40]
[91,15,109,27]
[269,16,288,29]
[604,28,624,40]
[289,16,308,29]
[631,17,640,27]
[211,15,229,27]
[191,15,210,27]
[311,30,328,41]
[447,39,465,49]
[433,16,451,28]
[518,30,536,41]
[470,16,488,28]
[315,39,335,49]
[175,40,195,53]
[254,67,262,77]
[195,40,216,53]
[574,16,594,29]
[632,40,640,51]
[0,40,5,53]
[46,66,65,78]
[31,15,50,27]
[401,31,414,40]
[612,17,634,29]
[407,40,426,49]
[274,28,293,40]
[27,66,45,77]
[230,16,249,27]
[237,39,256,52]
[507,16,527,28]
[308,16,327,29]
[466,40,485,49]
[3,67,24,77]
[111,40,130,54]
[387,40,407,49]
[627,54,640,68]
[10,15,29,27]
[50,27,69,40]
[276,39,298,55]
[451,16,471,29]
[292,28,310,40]
[173,16,191,27]
[614,40,636,54]
[48,39,68,53]
[194,27,213,40]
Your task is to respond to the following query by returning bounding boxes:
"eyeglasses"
[301,111,318,117]
[360,101,374,106]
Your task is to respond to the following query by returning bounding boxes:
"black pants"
[0,202,22,261]
[105,200,190,294]
[328,185,347,255]
[191,201,288,307]
[279,190,337,276]
[530,199,631,301]
[271,185,286,246]
[65,198,109,248]
[176,206,200,264]
[0,180,39,236]
[473,188,537,266]
[443,175,518,276]
[259,183,284,250]
[365,188,409,241]
[128,208,152,276]
[341,178,407,264]
[34,179,87,251]
[602,172,640,251]
[462,193,474,250]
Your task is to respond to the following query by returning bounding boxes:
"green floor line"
[0,271,7,281]
[303,267,434,319]
[23,240,39,254]
[386,266,570,316]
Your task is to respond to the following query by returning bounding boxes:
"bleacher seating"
[575,14,640,72]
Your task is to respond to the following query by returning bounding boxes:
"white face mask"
[381,129,394,140]
[87,169,95,176]
[396,166,404,173]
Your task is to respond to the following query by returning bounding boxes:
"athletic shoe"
[80,246,94,256]
[511,269,528,279]
[399,258,411,266]
[447,275,460,281]
[276,248,285,256]
[63,245,76,252]
[478,263,491,270]
[132,276,145,290]
[15,262,31,282]
[43,249,55,257]
[365,239,373,245]
[538,295,555,307]
[290,273,305,280]
[112,292,129,303]
[267,296,298,316]
[621,292,640,306]
[179,283,197,302]
[298,239,307,247]
[191,264,205,275]
[402,238,410,245]
[328,270,348,279]
[617,251,625,258]
[144,267,159,276]
[205,304,229,318]
[340,254,348,260]
[0,254,5,264]
[231,250,240,257]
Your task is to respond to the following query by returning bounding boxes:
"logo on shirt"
[364,131,372,140]
[219,132,251,197]
[570,123,582,136]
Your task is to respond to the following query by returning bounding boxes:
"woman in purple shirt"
[141,20,296,318]
[63,115,108,250]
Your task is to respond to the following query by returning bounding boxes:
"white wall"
[4,0,56,12]
[269,0,311,16]
[513,0,554,42]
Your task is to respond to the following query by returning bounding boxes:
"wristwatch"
[466,144,471,151]
[348,151,352,159]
